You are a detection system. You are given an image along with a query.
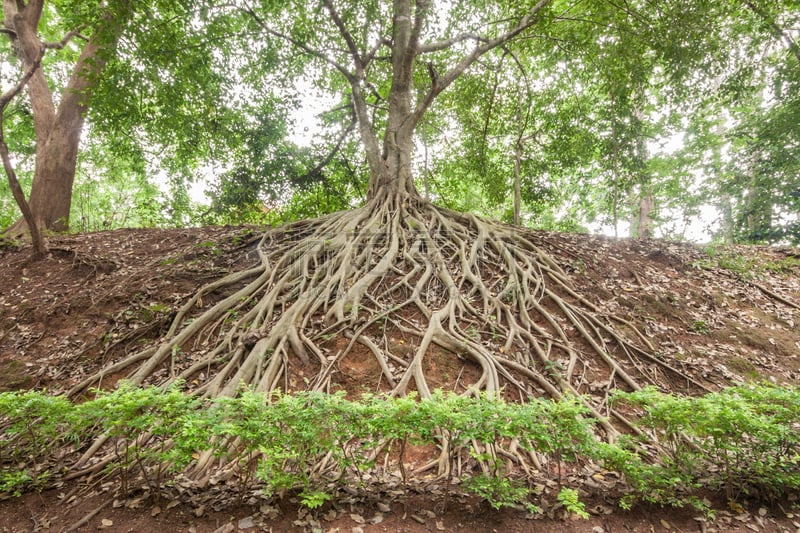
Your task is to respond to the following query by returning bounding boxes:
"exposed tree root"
[63,498,113,533]
[72,197,701,478]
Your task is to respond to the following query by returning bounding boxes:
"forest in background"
[0,0,797,244]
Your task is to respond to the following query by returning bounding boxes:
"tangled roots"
[71,197,702,476]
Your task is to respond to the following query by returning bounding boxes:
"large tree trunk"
[367,133,420,203]
[2,1,124,235]
[29,26,110,232]
[26,131,82,232]
[362,0,422,204]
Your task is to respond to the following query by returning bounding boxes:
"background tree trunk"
[632,192,655,239]
[26,132,82,232]
[514,137,522,226]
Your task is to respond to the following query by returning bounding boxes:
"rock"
[238,516,255,529]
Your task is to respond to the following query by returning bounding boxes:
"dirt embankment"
[1,227,798,532]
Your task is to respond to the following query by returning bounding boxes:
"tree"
[1,0,133,236]
[203,104,362,225]
[672,0,800,244]
[433,48,568,227]
[415,0,730,239]
[71,0,713,480]
[725,1,800,244]
[1,1,289,242]
[0,34,45,256]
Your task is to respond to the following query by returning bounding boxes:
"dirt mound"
[2,227,797,396]
[0,227,260,393]
[1,227,798,532]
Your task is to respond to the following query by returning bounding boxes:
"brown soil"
[3,486,799,533]
[1,227,799,532]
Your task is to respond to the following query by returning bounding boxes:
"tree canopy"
[0,0,797,241]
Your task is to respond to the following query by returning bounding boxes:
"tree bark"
[514,136,522,226]
[713,118,734,243]
[362,0,425,203]
[632,192,655,239]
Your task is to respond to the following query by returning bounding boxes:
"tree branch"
[437,0,551,90]
[364,36,391,64]
[322,0,364,71]
[0,44,42,112]
[240,5,354,81]
[742,0,800,63]
[503,44,534,136]
[418,32,487,54]
[296,109,356,185]
[478,52,507,168]
[3,0,16,28]
[55,5,126,138]
[411,0,553,127]
[241,2,382,176]
[0,46,46,256]
[405,0,430,64]
[351,78,382,177]
[390,0,431,93]
[43,27,88,49]
[7,12,56,144]
[22,0,44,29]
[313,1,381,176]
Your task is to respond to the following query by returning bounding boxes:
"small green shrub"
[611,384,800,504]
[0,383,796,515]
[463,473,537,512]
[557,487,589,518]
[0,470,33,496]
[0,390,83,495]
[78,382,200,497]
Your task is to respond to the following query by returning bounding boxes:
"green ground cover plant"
[0,384,796,513]
[610,385,800,507]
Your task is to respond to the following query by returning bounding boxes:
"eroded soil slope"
[0,227,798,532]
[2,228,798,395]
